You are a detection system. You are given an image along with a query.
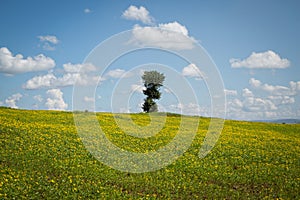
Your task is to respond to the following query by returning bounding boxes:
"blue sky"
[0,0,299,120]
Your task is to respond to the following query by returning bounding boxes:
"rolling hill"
[0,107,299,199]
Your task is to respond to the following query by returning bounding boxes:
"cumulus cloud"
[182,63,205,80]
[227,79,300,120]
[23,73,100,89]
[224,89,238,96]
[243,92,278,112]
[227,88,278,119]
[0,47,55,74]
[24,73,56,89]
[249,78,261,87]
[249,78,299,96]
[159,21,189,35]
[267,95,295,105]
[242,96,277,112]
[123,5,196,50]
[122,5,154,24]
[257,84,290,96]
[23,63,99,89]
[230,50,290,69]
[228,98,243,109]
[45,89,68,110]
[5,93,22,108]
[289,81,300,94]
[242,88,254,97]
[131,22,196,50]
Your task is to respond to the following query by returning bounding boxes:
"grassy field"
[0,107,299,199]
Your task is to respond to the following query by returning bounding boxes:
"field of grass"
[0,107,299,199]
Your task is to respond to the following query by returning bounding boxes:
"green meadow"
[0,107,299,199]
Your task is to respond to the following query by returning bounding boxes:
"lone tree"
[142,70,165,113]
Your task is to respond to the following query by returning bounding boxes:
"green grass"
[0,107,299,199]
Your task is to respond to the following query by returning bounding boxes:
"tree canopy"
[141,71,165,113]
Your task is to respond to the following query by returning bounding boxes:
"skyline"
[0,1,300,120]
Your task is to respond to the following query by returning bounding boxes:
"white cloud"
[231,88,278,116]
[226,79,300,120]
[38,35,59,44]
[63,62,96,73]
[24,73,57,89]
[230,50,290,69]
[122,5,154,24]
[23,63,100,89]
[242,96,277,112]
[242,88,254,97]
[84,8,91,13]
[267,95,295,105]
[182,63,204,80]
[290,81,300,92]
[260,84,290,96]
[33,95,43,102]
[224,89,238,96]
[45,89,68,110]
[123,5,196,50]
[38,35,59,51]
[249,78,299,96]
[23,72,100,89]
[56,73,81,86]
[131,22,196,50]
[227,94,278,120]
[159,21,189,36]
[0,47,55,74]
[5,93,22,108]
[249,78,261,87]
[228,98,243,109]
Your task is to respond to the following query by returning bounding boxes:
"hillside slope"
[0,107,299,199]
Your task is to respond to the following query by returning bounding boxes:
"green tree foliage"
[142,71,165,113]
